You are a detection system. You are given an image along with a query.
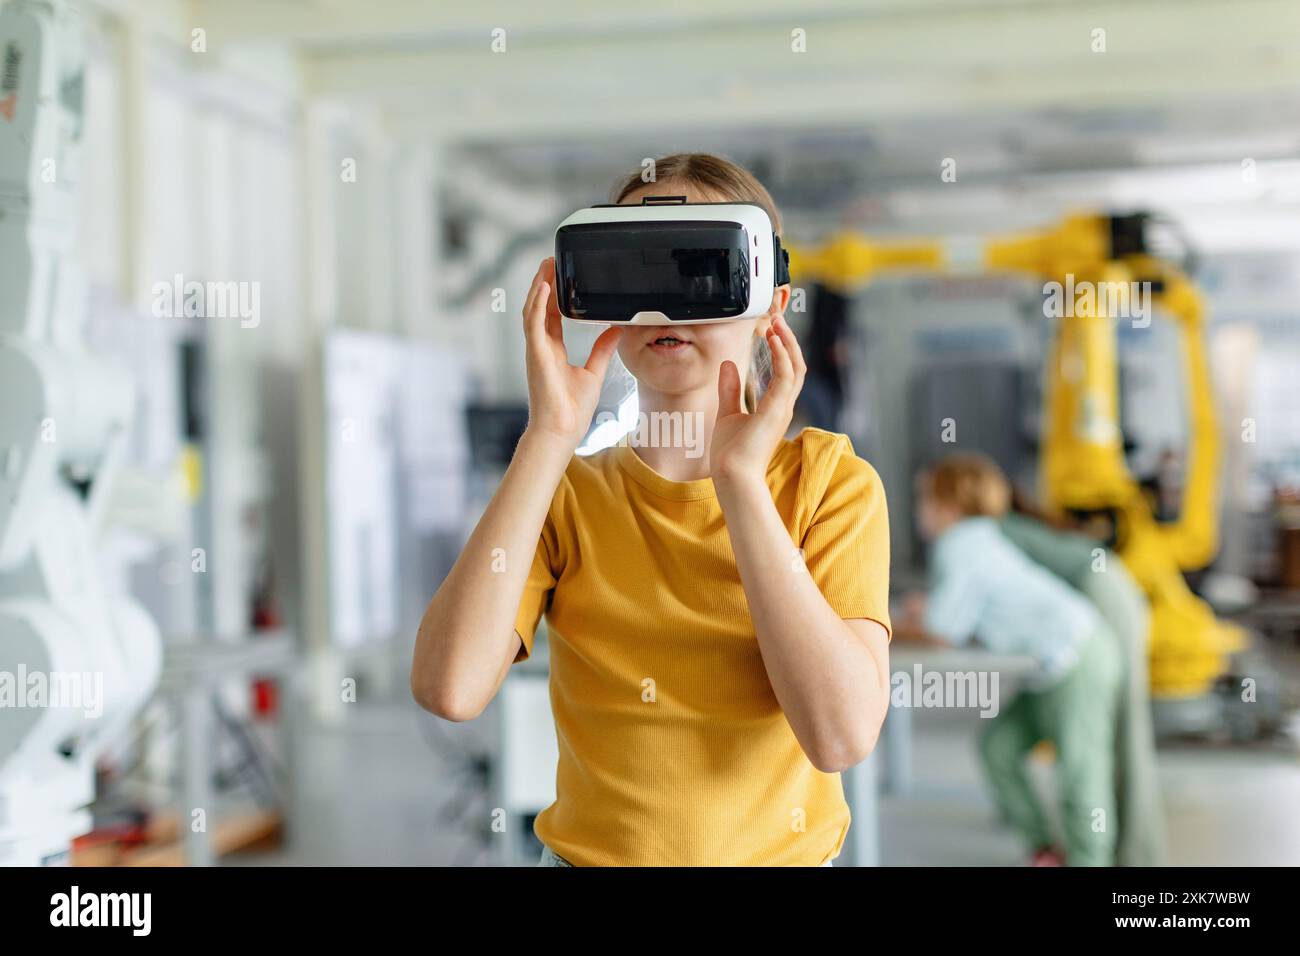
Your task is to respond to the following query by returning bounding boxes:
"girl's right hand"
[521,258,623,451]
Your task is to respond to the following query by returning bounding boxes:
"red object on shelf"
[251,593,282,717]
[252,679,278,717]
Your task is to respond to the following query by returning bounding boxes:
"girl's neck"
[628,385,718,482]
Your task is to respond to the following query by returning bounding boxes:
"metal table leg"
[882,703,913,795]
[841,749,879,867]
[181,690,214,867]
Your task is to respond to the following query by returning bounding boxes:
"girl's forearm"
[715,473,889,773]
[412,429,571,719]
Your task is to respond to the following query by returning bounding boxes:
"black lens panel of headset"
[555,220,752,322]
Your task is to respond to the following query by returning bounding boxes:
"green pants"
[1079,571,1168,866]
[978,630,1123,866]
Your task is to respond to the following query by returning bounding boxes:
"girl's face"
[613,182,778,403]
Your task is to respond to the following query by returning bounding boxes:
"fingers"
[774,313,807,391]
[717,359,744,418]
[760,323,794,409]
[540,256,557,294]
[523,260,568,366]
[541,257,564,341]
[758,315,803,417]
[584,325,624,378]
[522,265,548,349]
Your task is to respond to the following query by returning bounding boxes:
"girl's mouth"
[647,333,691,354]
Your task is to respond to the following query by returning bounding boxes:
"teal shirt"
[924,517,1101,687]
[999,512,1098,585]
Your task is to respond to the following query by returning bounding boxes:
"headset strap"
[773,235,791,286]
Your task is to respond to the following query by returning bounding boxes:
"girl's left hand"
[711,313,806,486]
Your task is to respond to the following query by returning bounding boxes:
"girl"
[903,455,1122,867]
[411,153,892,867]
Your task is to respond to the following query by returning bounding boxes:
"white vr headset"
[554,197,792,326]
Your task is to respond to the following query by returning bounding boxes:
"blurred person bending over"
[999,502,1166,867]
[899,455,1122,867]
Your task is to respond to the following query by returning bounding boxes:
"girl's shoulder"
[555,444,621,499]
[769,427,885,514]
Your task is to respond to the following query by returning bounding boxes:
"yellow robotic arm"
[788,214,1240,697]
[1000,218,1241,695]
[786,231,944,288]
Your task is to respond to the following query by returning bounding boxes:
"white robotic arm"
[0,0,161,866]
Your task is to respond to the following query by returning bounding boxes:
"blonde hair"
[922,454,1011,518]
[611,152,783,412]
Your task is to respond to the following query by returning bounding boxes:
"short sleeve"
[799,434,893,638]
[512,511,560,664]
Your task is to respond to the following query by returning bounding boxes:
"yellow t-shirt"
[513,427,891,866]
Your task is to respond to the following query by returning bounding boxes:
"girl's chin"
[631,372,712,397]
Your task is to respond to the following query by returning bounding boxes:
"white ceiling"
[187,0,1300,245]
[190,0,1300,139]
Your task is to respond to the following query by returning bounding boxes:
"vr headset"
[554,196,791,325]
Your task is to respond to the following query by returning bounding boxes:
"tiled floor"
[227,693,1300,866]
[878,706,1300,866]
